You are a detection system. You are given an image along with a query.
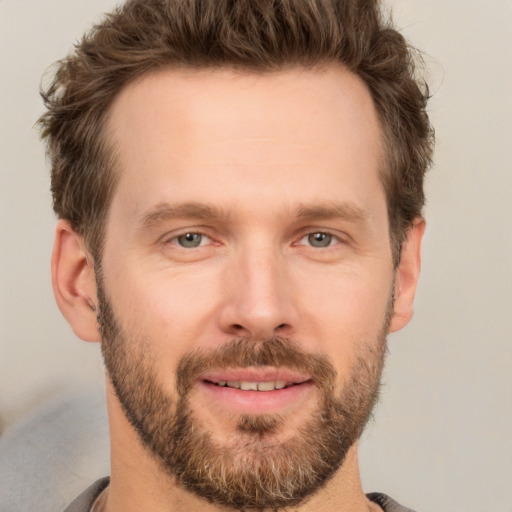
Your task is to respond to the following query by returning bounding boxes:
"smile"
[198,370,315,414]
[208,380,291,391]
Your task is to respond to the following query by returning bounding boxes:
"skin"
[52,65,424,512]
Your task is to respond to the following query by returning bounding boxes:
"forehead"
[105,65,385,225]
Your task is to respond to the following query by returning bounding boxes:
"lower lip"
[199,380,315,414]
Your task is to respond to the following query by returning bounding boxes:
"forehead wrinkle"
[139,202,232,229]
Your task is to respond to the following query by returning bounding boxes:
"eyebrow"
[139,202,230,229]
[297,202,368,223]
[138,200,368,230]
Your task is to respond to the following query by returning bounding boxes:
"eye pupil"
[178,233,202,248]
[308,232,332,248]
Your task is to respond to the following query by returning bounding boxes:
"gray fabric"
[63,477,109,512]
[0,388,110,512]
[367,492,418,512]
[63,478,417,512]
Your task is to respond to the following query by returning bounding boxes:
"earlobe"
[52,220,100,342]
[388,218,426,333]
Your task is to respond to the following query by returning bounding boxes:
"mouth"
[204,379,305,391]
[197,369,314,414]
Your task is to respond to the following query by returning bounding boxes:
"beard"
[97,279,389,511]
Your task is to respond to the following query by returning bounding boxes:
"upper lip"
[200,368,311,385]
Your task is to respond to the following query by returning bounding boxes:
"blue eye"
[307,232,335,248]
[176,233,205,248]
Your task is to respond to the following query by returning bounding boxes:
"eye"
[302,232,338,248]
[174,232,209,248]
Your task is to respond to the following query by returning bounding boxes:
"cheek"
[103,258,224,356]
[298,260,392,317]
[294,265,392,364]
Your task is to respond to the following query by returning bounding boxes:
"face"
[99,66,397,508]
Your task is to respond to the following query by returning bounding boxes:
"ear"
[52,220,100,342]
[388,218,426,333]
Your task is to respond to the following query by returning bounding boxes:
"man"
[39,0,433,510]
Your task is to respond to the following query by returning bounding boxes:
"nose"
[217,244,299,340]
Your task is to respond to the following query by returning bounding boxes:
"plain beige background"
[0,1,511,511]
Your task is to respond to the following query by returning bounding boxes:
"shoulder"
[367,492,418,512]
[63,477,110,512]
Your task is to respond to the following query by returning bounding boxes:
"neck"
[103,381,378,512]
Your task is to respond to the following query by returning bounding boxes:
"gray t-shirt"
[63,477,418,512]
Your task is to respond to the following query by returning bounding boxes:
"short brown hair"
[38,0,434,263]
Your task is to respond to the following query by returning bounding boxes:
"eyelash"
[297,231,342,248]
[165,230,343,249]
[167,232,213,248]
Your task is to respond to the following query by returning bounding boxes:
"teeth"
[240,381,258,391]
[257,381,275,391]
[216,380,289,391]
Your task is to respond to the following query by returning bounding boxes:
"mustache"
[175,336,337,396]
